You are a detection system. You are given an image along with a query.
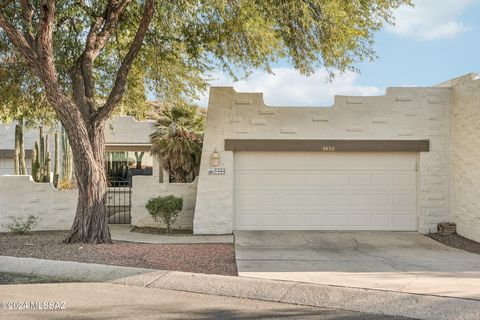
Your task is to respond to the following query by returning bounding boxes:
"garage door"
[234,152,417,231]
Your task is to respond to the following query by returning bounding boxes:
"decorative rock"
[437,222,456,236]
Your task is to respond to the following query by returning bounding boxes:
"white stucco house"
[193,73,480,242]
[1,73,479,243]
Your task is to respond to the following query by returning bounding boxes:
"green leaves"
[0,0,411,117]
[150,103,205,183]
[145,195,183,232]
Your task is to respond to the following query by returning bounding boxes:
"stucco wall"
[0,175,77,232]
[194,86,452,234]
[438,74,480,242]
[131,176,197,230]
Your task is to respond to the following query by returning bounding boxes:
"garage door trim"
[225,139,429,152]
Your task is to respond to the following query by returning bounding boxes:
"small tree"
[145,195,183,233]
[150,104,205,183]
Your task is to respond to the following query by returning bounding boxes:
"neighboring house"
[0,116,157,179]
[193,73,480,243]
[0,124,37,175]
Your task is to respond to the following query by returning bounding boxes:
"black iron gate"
[107,179,132,224]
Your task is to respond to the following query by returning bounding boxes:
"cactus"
[53,132,59,187]
[14,124,20,175]
[39,126,45,166]
[44,151,51,183]
[61,126,73,180]
[17,119,27,175]
[32,141,39,181]
[31,127,52,183]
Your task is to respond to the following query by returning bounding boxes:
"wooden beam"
[105,144,151,152]
[224,139,429,152]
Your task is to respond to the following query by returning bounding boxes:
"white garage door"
[234,152,417,231]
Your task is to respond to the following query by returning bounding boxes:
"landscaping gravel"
[429,232,480,255]
[0,231,237,276]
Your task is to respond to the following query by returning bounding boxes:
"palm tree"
[150,104,205,183]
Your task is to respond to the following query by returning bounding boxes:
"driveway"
[235,231,480,300]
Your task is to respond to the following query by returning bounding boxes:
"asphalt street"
[0,282,416,320]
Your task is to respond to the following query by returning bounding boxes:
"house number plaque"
[208,168,226,175]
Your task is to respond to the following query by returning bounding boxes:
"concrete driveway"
[235,231,480,300]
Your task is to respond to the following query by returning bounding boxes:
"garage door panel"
[348,174,371,187]
[371,214,393,228]
[234,152,417,231]
[392,193,416,207]
[348,214,370,228]
[393,214,415,227]
[348,193,371,206]
[391,173,415,188]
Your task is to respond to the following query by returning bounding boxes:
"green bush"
[145,195,183,233]
[3,215,39,234]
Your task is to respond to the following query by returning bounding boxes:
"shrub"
[3,215,39,234]
[57,178,75,190]
[145,195,183,233]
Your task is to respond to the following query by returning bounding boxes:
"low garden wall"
[0,175,77,232]
[0,175,198,232]
[131,176,198,230]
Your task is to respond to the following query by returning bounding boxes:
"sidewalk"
[109,225,233,244]
[1,255,479,320]
[0,256,153,282]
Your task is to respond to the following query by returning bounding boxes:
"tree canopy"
[0,0,410,109]
[0,0,411,243]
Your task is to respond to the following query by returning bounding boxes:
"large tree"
[0,0,410,243]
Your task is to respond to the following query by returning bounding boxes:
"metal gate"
[106,179,132,224]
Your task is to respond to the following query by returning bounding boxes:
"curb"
[112,271,480,320]
[0,256,153,282]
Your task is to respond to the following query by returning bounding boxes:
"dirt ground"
[0,231,237,276]
[429,232,480,255]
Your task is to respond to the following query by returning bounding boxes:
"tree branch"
[96,0,154,123]
[37,0,56,81]
[71,0,131,119]
[35,0,78,125]
[0,10,37,67]
[20,0,35,45]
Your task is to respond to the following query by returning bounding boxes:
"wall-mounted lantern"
[211,149,220,167]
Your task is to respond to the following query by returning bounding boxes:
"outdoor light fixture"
[211,149,220,167]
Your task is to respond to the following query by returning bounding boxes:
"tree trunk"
[64,123,111,244]
[134,151,144,169]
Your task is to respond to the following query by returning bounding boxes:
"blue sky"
[202,0,480,107]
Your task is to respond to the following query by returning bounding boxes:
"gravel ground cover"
[429,232,480,255]
[0,231,237,276]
